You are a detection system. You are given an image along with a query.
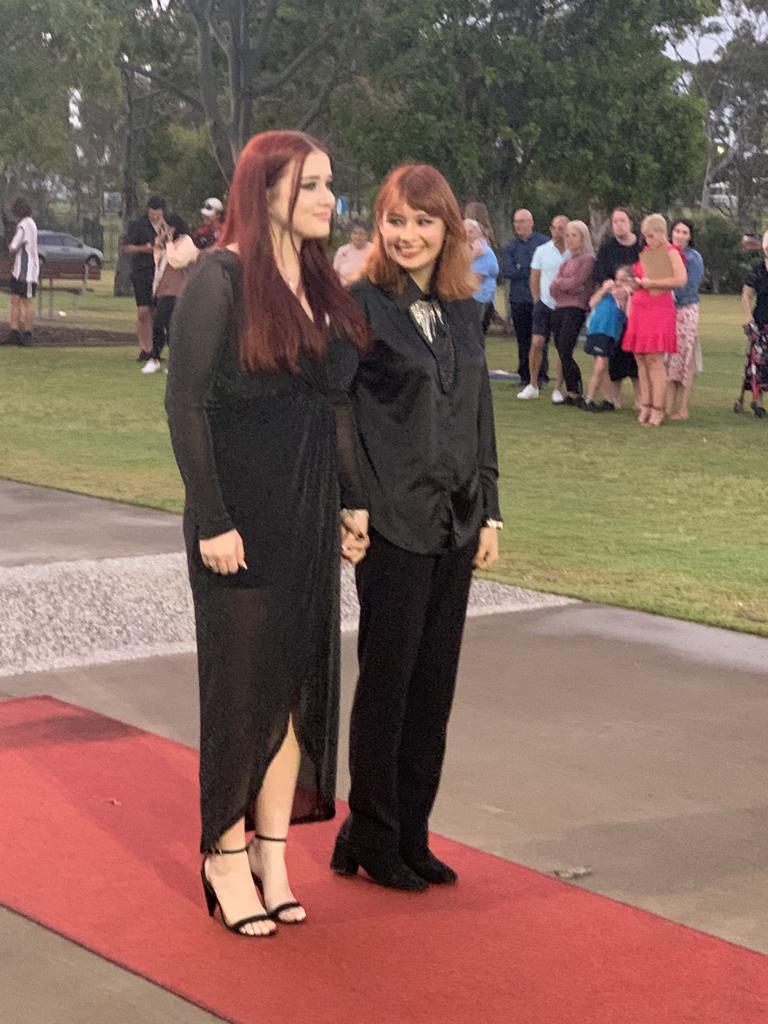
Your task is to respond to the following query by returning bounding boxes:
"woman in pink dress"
[622,214,686,427]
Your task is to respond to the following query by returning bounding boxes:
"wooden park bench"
[0,256,102,319]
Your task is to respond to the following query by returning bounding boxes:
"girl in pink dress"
[622,214,687,426]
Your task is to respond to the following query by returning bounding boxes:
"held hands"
[340,509,370,566]
[473,526,499,570]
[199,529,247,575]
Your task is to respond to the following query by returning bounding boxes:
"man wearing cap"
[193,197,225,250]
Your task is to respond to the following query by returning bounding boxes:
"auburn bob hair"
[219,130,368,373]
[366,163,474,301]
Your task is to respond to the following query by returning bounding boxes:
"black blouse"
[350,277,501,555]
[593,237,642,286]
[745,261,768,326]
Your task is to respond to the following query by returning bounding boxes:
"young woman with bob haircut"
[331,163,502,891]
[166,130,370,936]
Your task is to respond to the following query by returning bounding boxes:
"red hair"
[219,130,368,373]
[366,163,474,301]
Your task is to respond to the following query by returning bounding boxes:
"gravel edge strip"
[0,553,575,678]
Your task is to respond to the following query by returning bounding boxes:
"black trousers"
[481,301,495,336]
[345,529,476,856]
[151,295,177,359]
[551,306,586,395]
[509,300,549,383]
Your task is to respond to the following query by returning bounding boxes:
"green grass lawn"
[0,270,136,332]
[0,293,765,635]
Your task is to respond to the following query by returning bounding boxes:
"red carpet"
[1,695,766,1024]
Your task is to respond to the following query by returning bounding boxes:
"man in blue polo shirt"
[501,210,549,385]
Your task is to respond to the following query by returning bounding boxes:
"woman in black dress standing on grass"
[331,164,502,891]
[166,130,370,937]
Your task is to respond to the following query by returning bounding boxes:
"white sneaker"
[551,388,565,404]
[141,359,161,374]
[517,384,540,400]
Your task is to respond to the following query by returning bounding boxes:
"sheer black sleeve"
[165,256,236,539]
[478,367,502,521]
[331,396,368,510]
[326,339,368,510]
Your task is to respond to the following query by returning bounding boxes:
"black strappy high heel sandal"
[248,833,306,925]
[201,846,276,937]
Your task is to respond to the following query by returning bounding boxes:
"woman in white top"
[7,197,40,346]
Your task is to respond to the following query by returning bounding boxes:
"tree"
[676,2,768,228]
[326,0,713,238]
[120,1,350,182]
[0,0,118,227]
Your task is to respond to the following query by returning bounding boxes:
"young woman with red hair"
[331,163,502,890]
[166,130,370,936]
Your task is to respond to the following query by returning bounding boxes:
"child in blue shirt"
[582,265,635,411]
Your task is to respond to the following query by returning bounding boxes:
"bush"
[688,211,752,294]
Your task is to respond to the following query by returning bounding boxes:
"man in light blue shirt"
[518,214,569,401]
[465,218,499,335]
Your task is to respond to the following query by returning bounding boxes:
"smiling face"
[671,222,691,249]
[379,200,446,284]
[268,149,335,242]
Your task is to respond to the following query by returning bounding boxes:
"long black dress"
[165,249,365,852]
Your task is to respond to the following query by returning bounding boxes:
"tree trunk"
[114,69,143,297]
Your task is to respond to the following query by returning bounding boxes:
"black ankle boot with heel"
[402,849,458,885]
[330,833,428,891]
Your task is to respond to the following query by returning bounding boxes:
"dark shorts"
[10,276,37,299]
[608,348,638,381]
[131,271,154,308]
[531,301,554,340]
[584,332,620,358]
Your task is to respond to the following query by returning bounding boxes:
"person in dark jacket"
[501,209,548,385]
[331,163,502,892]
[592,207,642,408]
[123,196,167,363]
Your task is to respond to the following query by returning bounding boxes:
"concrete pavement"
[1,479,766,1022]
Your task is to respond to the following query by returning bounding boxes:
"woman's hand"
[199,529,247,574]
[473,527,499,570]
[340,509,370,565]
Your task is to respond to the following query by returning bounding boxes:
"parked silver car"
[37,231,104,268]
